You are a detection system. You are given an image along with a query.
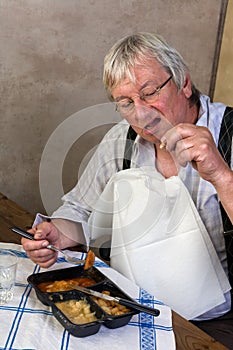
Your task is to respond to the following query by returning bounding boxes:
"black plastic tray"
[27,265,138,337]
[27,265,106,305]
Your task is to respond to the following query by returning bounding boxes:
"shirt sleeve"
[50,122,129,227]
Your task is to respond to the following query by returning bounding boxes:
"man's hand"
[161,123,233,224]
[161,123,230,185]
[21,221,61,268]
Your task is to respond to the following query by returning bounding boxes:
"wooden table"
[0,192,229,350]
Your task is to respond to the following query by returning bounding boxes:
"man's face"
[111,59,193,144]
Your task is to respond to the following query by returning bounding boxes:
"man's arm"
[210,168,233,224]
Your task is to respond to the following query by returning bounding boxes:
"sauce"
[38,276,96,293]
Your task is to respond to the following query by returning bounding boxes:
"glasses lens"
[116,100,134,116]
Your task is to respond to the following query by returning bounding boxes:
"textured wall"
[0,0,223,214]
[214,0,233,105]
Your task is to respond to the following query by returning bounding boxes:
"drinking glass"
[0,249,18,304]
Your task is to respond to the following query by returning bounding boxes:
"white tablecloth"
[0,243,176,350]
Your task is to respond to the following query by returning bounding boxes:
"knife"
[11,227,35,240]
[71,284,160,317]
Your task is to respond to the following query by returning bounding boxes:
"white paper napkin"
[88,167,231,319]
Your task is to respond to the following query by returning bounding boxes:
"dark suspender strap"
[217,106,233,288]
[123,126,137,170]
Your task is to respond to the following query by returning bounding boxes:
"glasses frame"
[115,74,173,115]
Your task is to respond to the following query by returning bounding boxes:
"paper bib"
[88,167,230,319]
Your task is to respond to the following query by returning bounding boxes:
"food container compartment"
[87,281,139,329]
[28,267,139,335]
[27,265,106,306]
[48,290,104,337]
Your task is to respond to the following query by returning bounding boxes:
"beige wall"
[0,0,224,214]
[214,0,233,105]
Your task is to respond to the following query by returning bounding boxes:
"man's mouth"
[143,118,161,135]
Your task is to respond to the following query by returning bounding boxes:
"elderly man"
[22,33,233,346]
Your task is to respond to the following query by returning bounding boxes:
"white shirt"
[51,94,231,320]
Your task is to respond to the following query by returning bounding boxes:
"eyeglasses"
[115,75,173,116]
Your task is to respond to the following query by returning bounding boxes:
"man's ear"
[182,74,192,99]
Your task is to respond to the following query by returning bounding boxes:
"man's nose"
[134,100,153,121]
[133,96,147,107]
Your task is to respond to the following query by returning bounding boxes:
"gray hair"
[103,32,199,106]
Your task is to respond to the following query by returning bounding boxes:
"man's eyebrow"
[114,95,131,102]
[114,80,159,102]
[140,80,158,90]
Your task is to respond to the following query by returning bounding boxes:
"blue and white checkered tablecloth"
[0,243,176,350]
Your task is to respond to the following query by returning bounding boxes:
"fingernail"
[159,140,167,149]
[35,232,42,238]
[42,241,48,247]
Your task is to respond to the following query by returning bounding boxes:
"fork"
[46,244,86,264]
[11,227,86,265]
